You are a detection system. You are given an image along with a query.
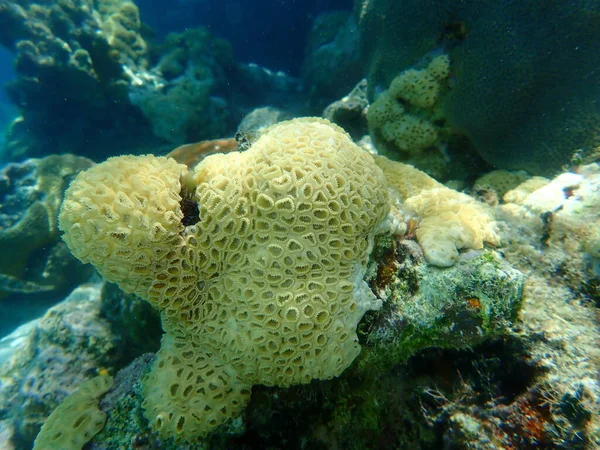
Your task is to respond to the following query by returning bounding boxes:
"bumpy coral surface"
[358,0,600,174]
[375,157,499,266]
[367,54,450,160]
[59,118,389,440]
[33,375,113,450]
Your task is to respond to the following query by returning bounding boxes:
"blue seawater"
[135,0,352,75]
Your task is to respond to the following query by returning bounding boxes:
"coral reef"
[70,241,522,449]
[0,154,94,315]
[58,118,390,440]
[498,163,600,307]
[0,0,159,161]
[429,163,600,448]
[19,135,588,449]
[129,27,235,145]
[82,235,523,449]
[52,116,525,446]
[0,283,126,448]
[0,1,596,448]
[32,374,113,450]
[0,5,305,162]
[2,246,522,450]
[357,0,600,175]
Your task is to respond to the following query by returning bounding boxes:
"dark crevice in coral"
[179,184,200,227]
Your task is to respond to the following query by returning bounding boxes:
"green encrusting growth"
[360,239,524,375]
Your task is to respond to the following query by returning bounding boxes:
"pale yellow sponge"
[367,54,450,159]
[426,54,451,81]
[389,54,450,108]
[59,118,389,441]
[374,155,442,200]
[33,375,114,450]
[374,157,499,266]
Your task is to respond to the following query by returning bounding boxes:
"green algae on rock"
[361,239,524,373]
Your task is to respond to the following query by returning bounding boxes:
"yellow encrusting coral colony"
[375,157,499,266]
[32,375,114,450]
[367,54,450,158]
[58,118,498,441]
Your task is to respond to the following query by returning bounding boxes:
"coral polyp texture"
[374,156,499,267]
[367,54,450,160]
[58,118,389,441]
[32,375,114,450]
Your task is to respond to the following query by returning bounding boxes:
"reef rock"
[0,0,158,161]
[357,0,600,174]
[0,154,94,334]
[0,283,124,448]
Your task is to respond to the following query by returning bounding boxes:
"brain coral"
[58,118,389,441]
[358,0,600,174]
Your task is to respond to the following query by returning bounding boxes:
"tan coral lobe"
[58,118,389,440]
[374,157,499,267]
[33,375,114,450]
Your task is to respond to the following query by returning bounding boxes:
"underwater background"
[0,0,598,449]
